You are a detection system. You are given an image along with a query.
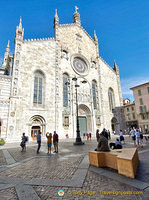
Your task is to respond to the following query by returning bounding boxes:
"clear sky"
[0,0,149,101]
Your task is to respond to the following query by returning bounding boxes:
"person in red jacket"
[53,131,59,153]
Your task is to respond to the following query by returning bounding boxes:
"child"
[46,132,52,154]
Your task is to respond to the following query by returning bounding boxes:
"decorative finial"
[7,40,10,48]
[54,8,59,27]
[19,16,22,30]
[55,9,57,16]
[73,6,81,25]
[94,30,98,43]
[75,6,79,13]
[113,60,119,73]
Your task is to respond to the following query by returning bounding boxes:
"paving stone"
[0,138,149,199]
[0,149,6,166]
[15,184,40,200]
[0,187,18,200]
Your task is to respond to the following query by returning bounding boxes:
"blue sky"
[0,0,149,101]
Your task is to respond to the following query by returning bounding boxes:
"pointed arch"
[92,79,98,109]
[33,70,45,105]
[108,87,115,111]
[63,72,69,107]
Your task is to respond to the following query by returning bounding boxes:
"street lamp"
[72,77,85,145]
[66,76,85,145]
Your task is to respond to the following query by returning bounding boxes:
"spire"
[94,30,98,44]
[113,60,119,74]
[73,6,81,26]
[2,41,10,69]
[6,40,10,52]
[54,9,59,27]
[15,17,24,42]
[18,17,22,30]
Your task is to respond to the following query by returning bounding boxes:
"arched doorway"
[78,104,92,136]
[31,126,40,140]
[111,117,117,133]
[29,115,46,140]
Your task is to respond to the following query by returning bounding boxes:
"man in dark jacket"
[37,132,41,154]
[96,133,110,152]
[101,128,108,140]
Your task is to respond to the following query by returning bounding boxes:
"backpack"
[25,136,29,142]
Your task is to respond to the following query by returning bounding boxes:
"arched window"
[108,88,115,111]
[92,80,98,109]
[63,73,69,107]
[33,71,44,104]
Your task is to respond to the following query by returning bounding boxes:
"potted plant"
[0,138,5,145]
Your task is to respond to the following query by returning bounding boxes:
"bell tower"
[73,6,81,26]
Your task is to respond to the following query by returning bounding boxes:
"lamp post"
[66,76,86,145]
[72,77,85,145]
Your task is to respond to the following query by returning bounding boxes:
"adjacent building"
[0,8,124,141]
[131,82,149,133]
[123,99,138,129]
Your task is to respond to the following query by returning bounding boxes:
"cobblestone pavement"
[0,136,149,200]
[0,150,6,166]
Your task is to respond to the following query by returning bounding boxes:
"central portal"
[78,116,87,136]
[78,104,92,136]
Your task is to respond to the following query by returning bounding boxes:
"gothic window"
[108,88,115,111]
[33,71,44,104]
[63,73,69,107]
[61,50,68,60]
[91,61,96,69]
[92,80,98,109]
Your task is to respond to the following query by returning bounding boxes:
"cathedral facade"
[0,9,124,141]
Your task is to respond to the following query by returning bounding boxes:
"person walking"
[37,131,41,154]
[53,131,59,153]
[136,129,142,148]
[129,128,136,147]
[46,132,52,154]
[119,130,125,144]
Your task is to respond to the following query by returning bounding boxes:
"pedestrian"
[119,130,125,144]
[53,131,59,153]
[136,129,143,148]
[89,132,92,140]
[129,128,136,147]
[107,130,111,140]
[46,132,52,154]
[37,131,41,154]
[20,132,27,152]
[83,132,85,139]
[140,131,143,148]
[96,129,100,142]
[86,133,89,140]
[101,128,108,140]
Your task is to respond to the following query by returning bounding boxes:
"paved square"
[0,136,149,199]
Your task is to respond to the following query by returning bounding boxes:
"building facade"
[123,100,138,129]
[0,8,123,141]
[131,82,149,133]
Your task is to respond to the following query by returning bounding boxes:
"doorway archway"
[111,117,117,134]
[29,115,46,140]
[78,104,92,136]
